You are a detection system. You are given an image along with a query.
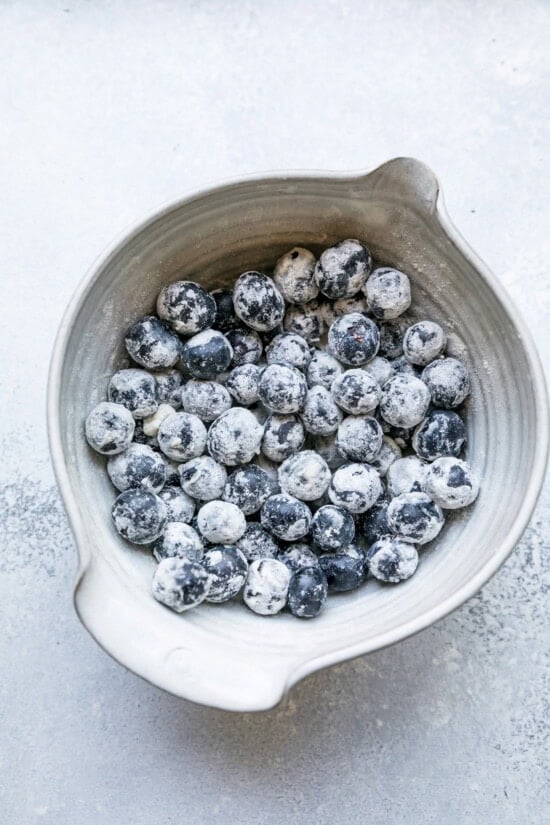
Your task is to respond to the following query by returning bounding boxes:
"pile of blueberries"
[85,239,479,619]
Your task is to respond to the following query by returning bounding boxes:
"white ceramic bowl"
[48,158,548,711]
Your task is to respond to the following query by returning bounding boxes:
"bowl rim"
[47,157,549,709]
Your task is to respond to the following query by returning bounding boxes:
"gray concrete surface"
[1,2,549,823]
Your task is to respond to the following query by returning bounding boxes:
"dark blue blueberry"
[311,504,355,552]
[361,497,392,545]
[202,545,248,603]
[328,312,380,366]
[412,409,467,461]
[180,329,233,379]
[236,523,279,562]
[223,465,279,515]
[277,543,320,573]
[287,566,328,618]
[124,315,182,370]
[387,492,444,545]
[314,239,372,299]
[318,545,366,592]
[156,280,216,335]
[111,488,167,544]
[261,493,312,541]
[421,357,470,408]
[233,271,285,332]
[107,443,166,492]
[226,326,263,366]
[210,288,238,332]
[108,368,158,419]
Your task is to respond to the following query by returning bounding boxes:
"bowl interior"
[54,166,544,707]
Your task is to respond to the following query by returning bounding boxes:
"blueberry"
[152,522,204,562]
[306,349,343,390]
[237,523,280,562]
[107,443,166,493]
[207,407,264,465]
[225,326,263,366]
[412,409,467,461]
[314,239,372,299]
[331,368,380,415]
[387,492,444,545]
[403,321,446,366]
[336,415,383,462]
[153,369,184,408]
[424,457,479,509]
[157,280,216,335]
[180,329,233,379]
[223,465,278,515]
[328,312,380,366]
[225,363,262,406]
[319,544,366,592]
[379,374,431,428]
[277,543,320,573]
[364,267,411,320]
[210,288,238,332]
[161,459,182,486]
[378,317,411,358]
[386,456,428,497]
[367,537,418,583]
[273,247,319,304]
[258,363,308,413]
[197,500,247,544]
[389,355,421,377]
[108,368,158,419]
[152,557,210,613]
[311,504,355,552]
[112,488,167,544]
[157,411,207,461]
[85,401,135,455]
[288,566,328,618]
[363,355,394,386]
[328,463,383,513]
[243,558,291,615]
[179,456,227,501]
[368,436,402,477]
[278,450,331,502]
[283,299,325,342]
[361,497,392,545]
[233,271,285,331]
[261,493,312,541]
[422,357,470,408]
[124,315,181,370]
[181,379,232,422]
[301,386,341,436]
[203,545,248,603]
[261,413,305,462]
[266,332,312,371]
[157,485,195,523]
[322,294,369,326]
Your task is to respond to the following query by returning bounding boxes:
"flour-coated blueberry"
[311,504,355,552]
[273,247,319,304]
[233,271,285,332]
[152,557,210,613]
[112,488,167,544]
[158,485,195,523]
[319,544,366,592]
[367,537,419,583]
[207,407,264,465]
[412,409,467,461]
[424,457,479,509]
[422,357,470,408]
[306,432,345,470]
[85,401,135,455]
[261,493,312,541]
[378,318,411,358]
[403,321,446,366]
[258,363,308,413]
[277,544,320,573]
[210,288,238,332]
[368,436,402,477]
[223,464,278,515]
[328,312,380,366]
[197,500,247,544]
[180,329,233,379]
[243,558,291,616]
[387,492,444,544]
[386,456,428,497]
[314,239,372,299]
[301,386,341,436]
[331,368,381,415]
[152,521,204,563]
[336,415,383,462]
[261,413,305,462]
[157,280,216,335]
[161,459,182,486]
[181,379,232,422]
[361,497,392,545]
[278,450,331,502]
[124,315,181,370]
[157,411,207,461]
[364,267,411,320]
[108,368,159,419]
[328,463,383,513]
[237,523,279,562]
[107,443,166,493]
[363,356,394,387]
[306,349,343,390]
[322,294,369,327]
[179,456,227,501]
[379,374,431,428]
[203,545,248,603]
[389,355,421,377]
[283,299,325,342]
[225,326,263,366]
[225,363,262,406]
[153,369,184,408]
[288,566,328,618]
[266,332,312,371]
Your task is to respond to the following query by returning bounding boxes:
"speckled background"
[1,2,549,823]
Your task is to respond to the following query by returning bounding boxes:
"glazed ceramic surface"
[48,158,548,711]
